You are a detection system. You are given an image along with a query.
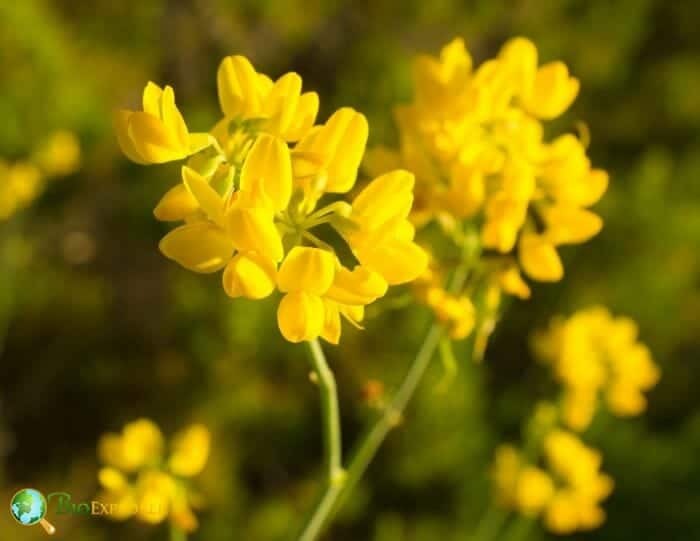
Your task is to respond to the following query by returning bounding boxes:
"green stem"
[501,516,535,541]
[170,523,187,541]
[296,339,344,541]
[294,261,472,541]
[471,505,509,541]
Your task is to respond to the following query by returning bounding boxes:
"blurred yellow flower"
[533,307,661,430]
[117,56,427,344]
[35,130,81,177]
[491,430,613,534]
[1,130,81,221]
[365,36,607,299]
[96,418,210,533]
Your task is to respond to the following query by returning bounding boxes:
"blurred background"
[1,1,699,540]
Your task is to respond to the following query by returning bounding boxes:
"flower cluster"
[115,56,427,344]
[0,131,80,220]
[533,306,661,430]
[492,429,613,535]
[365,37,607,298]
[97,419,210,533]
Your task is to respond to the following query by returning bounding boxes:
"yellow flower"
[534,307,660,430]
[492,429,613,534]
[115,82,210,164]
[120,55,425,343]
[217,55,318,141]
[366,37,606,300]
[99,418,164,472]
[347,170,429,285]
[293,107,368,194]
[35,130,81,177]
[96,420,211,532]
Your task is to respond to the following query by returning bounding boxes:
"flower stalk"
[295,230,477,540]
[297,339,345,541]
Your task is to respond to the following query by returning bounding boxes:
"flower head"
[365,37,607,301]
[491,430,613,535]
[97,419,210,533]
[532,307,660,430]
[116,56,427,344]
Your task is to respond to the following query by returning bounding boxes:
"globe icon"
[10,488,56,535]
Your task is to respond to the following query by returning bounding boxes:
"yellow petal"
[354,238,428,285]
[122,419,164,467]
[98,433,130,470]
[224,204,283,262]
[518,233,564,282]
[579,168,609,207]
[326,265,388,305]
[128,112,185,163]
[168,424,211,477]
[262,72,302,139]
[240,133,292,212]
[142,81,163,117]
[283,91,320,142]
[217,55,262,117]
[113,110,147,164]
[352,170,415,230]
[499,37,538,97]
[159,223,234,273]
[277,246,335,294]
[320,299,341,345]
[222,252,277,299]
[154,184,199,222]
[277,291,324,343]
[98,467,128,491]
[160,85,189,148]
[297,108,368,193]
[523,61,579,119]
[542,206,603,245]
[182,166,225,225]
[498,265,531,300]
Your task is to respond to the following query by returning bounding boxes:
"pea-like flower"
[97,419,210,533]
[115,56,427,344]
[114,82,211,164]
